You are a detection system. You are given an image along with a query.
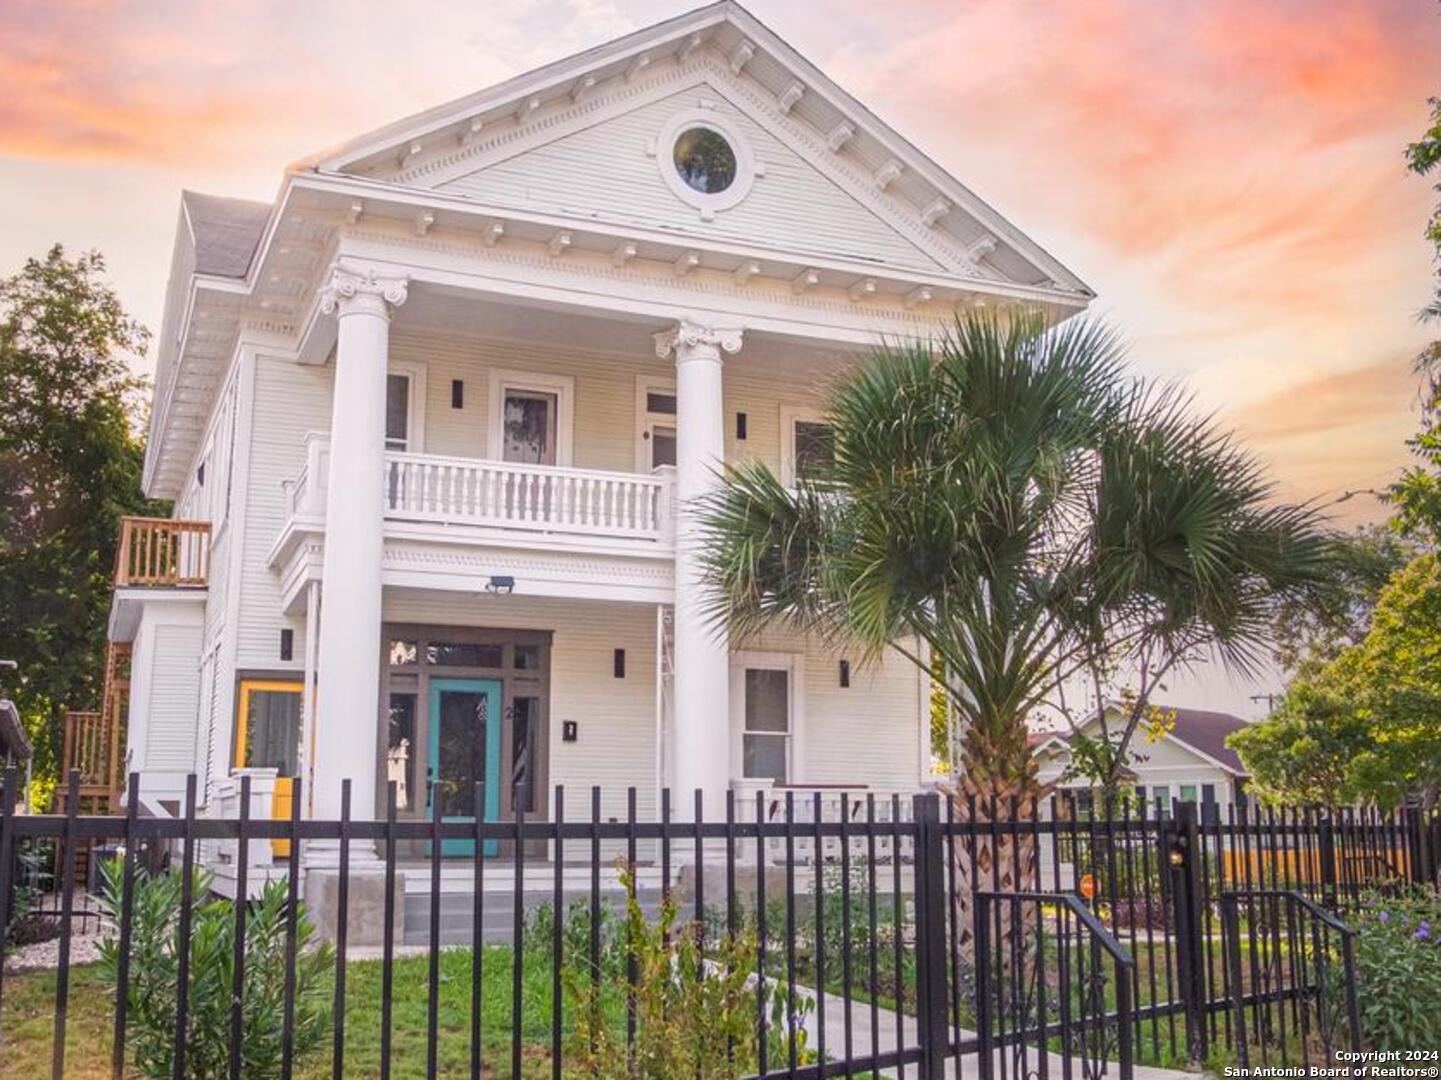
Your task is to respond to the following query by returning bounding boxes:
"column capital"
[654,318,743,362]
[319,261,409,320]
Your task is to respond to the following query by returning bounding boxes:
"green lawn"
[1,945,620,1079]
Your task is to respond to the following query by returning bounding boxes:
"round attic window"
[673,128,736,194]
[657,111,755,214]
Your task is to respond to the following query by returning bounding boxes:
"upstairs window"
[384,362,426,453]
[502,390,558,466]
[488,370,574,467]
[794,420,835,481]
[385,374,410,451]
[781,407,836,486]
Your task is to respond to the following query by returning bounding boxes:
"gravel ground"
[4,892,112,973]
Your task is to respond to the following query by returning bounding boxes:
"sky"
[1,0,1438,715]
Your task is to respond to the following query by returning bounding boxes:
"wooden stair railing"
[57,641,130,816]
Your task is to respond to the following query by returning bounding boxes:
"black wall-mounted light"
[279,628,294,662]
[613,648,626,678]
[839,659,850,687]
[451,379,464,408]
[736,412,748,440]
[485,575,516,594]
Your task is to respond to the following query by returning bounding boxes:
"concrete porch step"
[401,885,668,947]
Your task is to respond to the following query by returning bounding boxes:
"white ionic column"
[310,263,407,841]
[655,319,742,821]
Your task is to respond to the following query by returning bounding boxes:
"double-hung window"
[731,653,801,785]
[780,407,835,486]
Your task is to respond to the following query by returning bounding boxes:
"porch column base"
[302,836,386,874]
[303,865,407,949]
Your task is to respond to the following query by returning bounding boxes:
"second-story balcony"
[107,515,211,647]
[272,434,677,608]
[114,516,212,588]
[383,452,674,543]
[284,434,674,545]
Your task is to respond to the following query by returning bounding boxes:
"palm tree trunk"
[948,768,1042,976]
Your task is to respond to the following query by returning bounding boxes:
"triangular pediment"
[307,2,1091,296]
[431,77,947,272]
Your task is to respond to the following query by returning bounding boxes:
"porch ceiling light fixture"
[485,575,516,595]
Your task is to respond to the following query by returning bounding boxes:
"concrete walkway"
[787,978,1196,1080]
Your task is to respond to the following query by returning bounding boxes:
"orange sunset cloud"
[0,0,1436,534]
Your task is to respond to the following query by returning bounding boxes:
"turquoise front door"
[427,678,503,857]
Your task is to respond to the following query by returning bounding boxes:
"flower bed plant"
[1350,888,1441,1048]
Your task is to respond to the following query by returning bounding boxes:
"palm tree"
[697,311,1328,954]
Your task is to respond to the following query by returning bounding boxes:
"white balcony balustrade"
[385,453,674,543]
[281,434,675,547]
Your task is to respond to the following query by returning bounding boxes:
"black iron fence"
[0,769,1436,1080]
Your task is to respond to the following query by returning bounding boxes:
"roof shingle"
[182,191,269,279]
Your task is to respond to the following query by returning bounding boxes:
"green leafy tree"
[0,246,159,790]
[1232,553,1441,810]
[1270,525,1413,672]
[699,312,1326,947]
[1227,667,1372,806]
[1387,96,1441,539]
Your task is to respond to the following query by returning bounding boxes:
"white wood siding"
[438,85,943,272]
[174,332,911,804]
[390,328,838,478]
[234,356,333,671]
[143,624,204,771]
[740,626,925,790]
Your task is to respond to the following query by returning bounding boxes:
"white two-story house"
[104,1,1091,869]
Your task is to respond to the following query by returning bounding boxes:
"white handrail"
[384,451,674,542]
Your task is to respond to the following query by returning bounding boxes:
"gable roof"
[1032,705,1252,776]
[1164,706,1249,774]
[302,0,1090,297]
[182,191,270,279]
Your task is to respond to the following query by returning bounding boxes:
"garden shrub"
[96,861,334,1079]
[525,894,627,982]
[565,864,814,1079]
[1349,888,1441,1049]
[3,838,60,948]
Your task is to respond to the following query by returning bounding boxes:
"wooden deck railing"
[114,516,211,587]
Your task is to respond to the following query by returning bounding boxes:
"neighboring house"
[104,1,1092,873]
[1032,705,1252,821]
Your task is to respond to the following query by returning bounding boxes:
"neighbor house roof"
[1031,705,1251,776]
[182,191,270,279]
[1163,706,1249,774]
